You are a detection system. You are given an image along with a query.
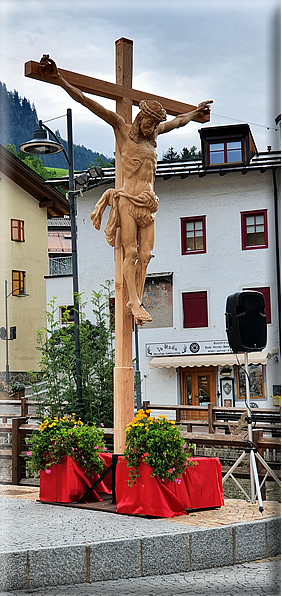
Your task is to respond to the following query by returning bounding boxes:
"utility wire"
[212,112,280,132]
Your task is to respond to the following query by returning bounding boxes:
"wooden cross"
[25,38,210,453]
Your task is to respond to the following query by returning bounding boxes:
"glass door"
[181,367,216,419]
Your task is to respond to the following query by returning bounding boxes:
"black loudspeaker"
[225,291,267,352]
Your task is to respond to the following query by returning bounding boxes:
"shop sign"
[146,340,233,357]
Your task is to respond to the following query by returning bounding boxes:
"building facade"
[0,146,69,382]
[76,125,281,411]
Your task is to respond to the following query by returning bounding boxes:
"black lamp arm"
[39,120,70,166]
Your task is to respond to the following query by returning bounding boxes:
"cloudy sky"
[0,0,280,160]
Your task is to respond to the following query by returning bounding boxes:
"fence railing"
[142,401,281,437]
[49,256,73,276]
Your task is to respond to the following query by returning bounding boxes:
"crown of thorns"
[139,100,167,122]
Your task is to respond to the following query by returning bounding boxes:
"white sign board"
[146,340,232,357]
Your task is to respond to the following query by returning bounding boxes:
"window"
[243,287,271,324]
[182,291,208,328]
[60,306,75,323]
[241,210,268,250]
[181,217,206,255]
[11,219,24,242]
[237,364,264,399]
[12,270,25,295]
[208,140,242,165]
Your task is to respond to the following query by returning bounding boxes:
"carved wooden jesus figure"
[39,55,212,325]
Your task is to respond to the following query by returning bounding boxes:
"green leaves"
[26,415,106,476]
[29,282,114,426]
[123,409,194,486]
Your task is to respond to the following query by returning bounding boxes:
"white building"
[77,124,280,411]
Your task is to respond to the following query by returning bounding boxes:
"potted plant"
[11,381,25,398]
[26,414,108,502]
[123,408,194,486]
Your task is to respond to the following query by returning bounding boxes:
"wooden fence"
[0,397,280,487]
[142,401,281,437]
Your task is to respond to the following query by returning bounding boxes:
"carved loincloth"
[91,188,159,247]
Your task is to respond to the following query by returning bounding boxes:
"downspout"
[272,167,281,348]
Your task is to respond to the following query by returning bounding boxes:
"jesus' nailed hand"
[39,54,212,326]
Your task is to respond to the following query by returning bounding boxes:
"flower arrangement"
[0,381,13,396]
[123,408,194,486]
[26,414,107,477]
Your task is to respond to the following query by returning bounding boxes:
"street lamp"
[3,280,29,386]
[19,109,84,417]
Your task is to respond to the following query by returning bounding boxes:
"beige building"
[0,145,69,383]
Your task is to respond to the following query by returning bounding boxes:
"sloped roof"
[0,145,70,218]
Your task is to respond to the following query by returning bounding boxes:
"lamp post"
[3,280,28,386]
[19,109,84,417]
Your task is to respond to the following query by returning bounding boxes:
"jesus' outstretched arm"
[157,100,213,135]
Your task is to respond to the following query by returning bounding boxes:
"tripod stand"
[222,352,281,512]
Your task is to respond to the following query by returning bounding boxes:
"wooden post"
[114,39,135,453]
[208,402,215,434]
[12,417,26,485]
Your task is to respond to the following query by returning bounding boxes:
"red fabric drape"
[39,453,112,503]
[39,454,224,517]
[116,457,224,517]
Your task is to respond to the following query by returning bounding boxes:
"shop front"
[147,341,268,414]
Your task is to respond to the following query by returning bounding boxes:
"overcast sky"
[0,0,280,160]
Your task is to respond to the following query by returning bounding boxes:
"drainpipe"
[272,167,281,347]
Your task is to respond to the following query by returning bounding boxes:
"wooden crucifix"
[25,38,211,453]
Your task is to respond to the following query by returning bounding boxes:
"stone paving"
[1,557,280,596]
[0,485,280,592]
[0,484,280,528]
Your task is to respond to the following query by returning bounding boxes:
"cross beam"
[25,60,209,121]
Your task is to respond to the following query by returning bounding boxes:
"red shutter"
[244,287,271,324]
[183,291,208,328]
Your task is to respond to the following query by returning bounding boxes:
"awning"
[149,352,268,369]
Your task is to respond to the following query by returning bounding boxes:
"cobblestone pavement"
[1,557,280,596]
[0,484,280,529]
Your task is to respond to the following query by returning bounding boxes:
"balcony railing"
[49,256,73,276]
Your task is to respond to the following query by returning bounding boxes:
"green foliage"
[5,143,57,181]
[26,414,107,476]
[123,408,194,486]
[30,282,114,426]
[162,146,180,162]
[180,145,202,161]
[161,145,201,162]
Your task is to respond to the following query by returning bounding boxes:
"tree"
[162,147,180,162]
[5,143,57,180]
[180,145,201,161]
[29,282,115,427]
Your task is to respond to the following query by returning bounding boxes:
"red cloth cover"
[39,453,112,503]
[115,457,224,517]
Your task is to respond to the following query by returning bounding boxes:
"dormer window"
[199,124,258,169]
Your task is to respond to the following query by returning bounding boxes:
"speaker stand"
[222,352,281,512]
